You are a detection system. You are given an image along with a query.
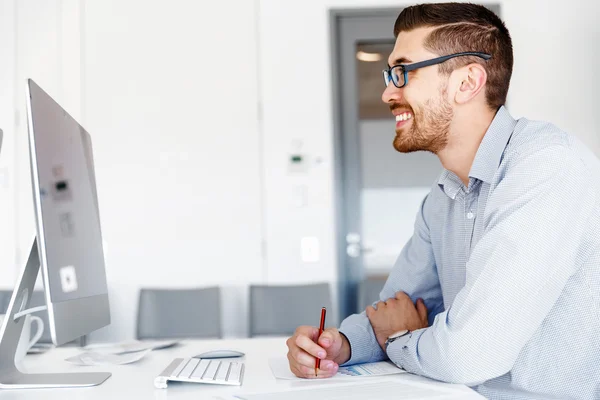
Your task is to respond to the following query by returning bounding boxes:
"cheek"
[402,88,422,113]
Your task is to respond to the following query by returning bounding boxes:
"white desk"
[5,337,484,399]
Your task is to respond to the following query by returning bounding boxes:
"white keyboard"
[154,357,245,389]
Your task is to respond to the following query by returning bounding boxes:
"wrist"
[376,330,395,351]
[384,329,410,352]
[335,332,352,365]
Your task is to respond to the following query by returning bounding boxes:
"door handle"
[346,243,374,258]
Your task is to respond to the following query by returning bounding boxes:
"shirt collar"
[438,106,517,198]
[468,106,517,184]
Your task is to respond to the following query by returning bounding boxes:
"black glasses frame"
[383,52,492,88]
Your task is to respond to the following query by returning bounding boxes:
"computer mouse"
[194,349,245,359]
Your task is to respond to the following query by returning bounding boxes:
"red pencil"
[315,307,327,376]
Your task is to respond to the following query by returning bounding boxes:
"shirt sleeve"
[386,145,595,386]
[339,191,444,365]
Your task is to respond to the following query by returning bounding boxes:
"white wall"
[2,0,264,340]
[80,0,264,340]
[258,0,600,287]
[0,0,17,287]
[1,0,599,340]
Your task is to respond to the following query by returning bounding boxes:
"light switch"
[301,237,320,263]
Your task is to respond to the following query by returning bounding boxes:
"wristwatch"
[385,329,410,351]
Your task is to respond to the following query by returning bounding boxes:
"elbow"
[436,348,511,386]
[442,364,493,387]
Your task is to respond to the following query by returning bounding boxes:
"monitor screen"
[26,79,110,344]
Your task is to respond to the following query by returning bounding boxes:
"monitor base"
[0,239,111,390]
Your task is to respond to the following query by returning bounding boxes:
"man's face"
[383,27,454,154]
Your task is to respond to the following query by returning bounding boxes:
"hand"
[286,325,351,379]
[366,292,428,351]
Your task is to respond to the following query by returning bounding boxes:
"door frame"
[329,8,401,320]
[329,5,502,320]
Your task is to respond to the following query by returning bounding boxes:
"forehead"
[388,27,439,65]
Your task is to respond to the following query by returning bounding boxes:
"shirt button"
[467,212,474,219]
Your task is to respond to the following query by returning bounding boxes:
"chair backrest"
[249,283,332,337]
[136,287,221,340]
[1,289,52,343]
[29,291,53,343]
[358,276,387,312]
[0,290,11,314]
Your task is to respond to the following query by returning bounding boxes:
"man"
[286,3,600,399]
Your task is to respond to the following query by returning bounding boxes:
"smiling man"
[286,3,600,399]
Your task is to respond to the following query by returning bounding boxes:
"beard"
[392,85,453,154]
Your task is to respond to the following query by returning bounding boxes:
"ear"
[453,63,487,105]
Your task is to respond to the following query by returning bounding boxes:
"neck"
[437,106,497,186]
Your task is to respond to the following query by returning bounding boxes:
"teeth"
[395,113,412,122]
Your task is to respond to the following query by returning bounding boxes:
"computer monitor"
[0,79,111,389]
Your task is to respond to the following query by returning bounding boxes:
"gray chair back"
[1,290,51,343]
[358,276,387,312]
[0,290,11,314]
[0,289,84,345]
[136,287,221,339]
[249,283,332,337]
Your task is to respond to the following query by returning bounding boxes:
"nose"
[382,84,402,105]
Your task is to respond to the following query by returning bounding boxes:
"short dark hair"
[394,3,513,109]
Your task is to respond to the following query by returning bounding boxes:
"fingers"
[288,352,339,379]
[293,325,319,341]
[295,333,326,360]
[286,325,341,379]
[318,327,338,348]
[395,291,409,301]
[416,298,428,323]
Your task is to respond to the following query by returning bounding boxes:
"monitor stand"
[0,239,111,389]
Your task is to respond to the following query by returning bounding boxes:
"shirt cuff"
[385,328,425,372]
[338,324,385,366]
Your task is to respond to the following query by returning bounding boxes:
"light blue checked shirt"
[339,106,600,399]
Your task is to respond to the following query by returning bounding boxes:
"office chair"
[136,287,222,339]
[249,283,332,337]
[0,289,85,346]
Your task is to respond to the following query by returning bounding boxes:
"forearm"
[338,312,386,366]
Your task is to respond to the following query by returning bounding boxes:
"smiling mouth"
[395,112,413,122]
[395,112,413,128]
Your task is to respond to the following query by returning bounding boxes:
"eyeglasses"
[382,52,492,88]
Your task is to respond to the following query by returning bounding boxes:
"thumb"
[416,298,428,323]
[318,328,338,348]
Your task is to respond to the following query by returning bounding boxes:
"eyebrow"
[388,56,413,67]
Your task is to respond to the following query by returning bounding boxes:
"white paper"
[268,357,405,381]
[83,339,179,355]
[65,349,151,366]
[230,379,471,400]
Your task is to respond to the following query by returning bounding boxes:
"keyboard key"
[179,358,200,378]
[215,362,231,383]
[202,360,220,381]
[170,358,189,379]
[228,362,242,383]
[156,358,244,388]
[191,359,211,379]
